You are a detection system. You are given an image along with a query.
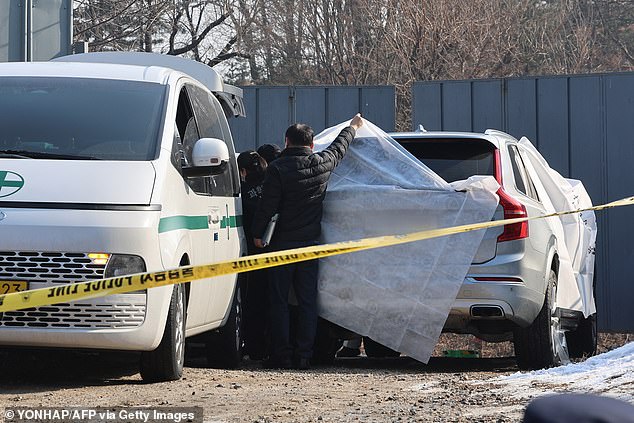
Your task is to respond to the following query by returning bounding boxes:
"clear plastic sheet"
[313,120,499,363]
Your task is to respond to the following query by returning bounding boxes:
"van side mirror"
[182,137,229,178]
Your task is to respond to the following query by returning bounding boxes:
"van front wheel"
[140,284,186,382]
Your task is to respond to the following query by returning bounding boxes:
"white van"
[0,53,246,381]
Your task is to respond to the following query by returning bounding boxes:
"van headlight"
[102,254,147,294]
[103,254,146,278]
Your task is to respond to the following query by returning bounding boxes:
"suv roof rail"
[484,129,508,136]
[484,129,509,136]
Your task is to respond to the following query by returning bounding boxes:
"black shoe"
[336,347,361,358]
[248,353,266,361]
[261,357,292,370]
[295,357,310,370]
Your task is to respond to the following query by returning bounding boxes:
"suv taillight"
[497,188,529,242]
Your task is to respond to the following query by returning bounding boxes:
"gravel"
[0,334,630,422]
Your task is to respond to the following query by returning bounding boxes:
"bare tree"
[74,0,252,68]
[75,0,634,128]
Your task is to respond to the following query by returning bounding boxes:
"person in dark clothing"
[257,143,282,165]
[252,114,364,369]
[237,150,269,360]
[238,150,267,251]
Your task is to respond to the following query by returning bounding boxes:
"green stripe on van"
[158,215,209,233]
[220,215,243,229]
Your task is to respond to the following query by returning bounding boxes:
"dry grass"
[432,332,633,358]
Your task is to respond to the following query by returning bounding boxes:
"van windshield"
[0,77,166,161]
[395,138,496,183]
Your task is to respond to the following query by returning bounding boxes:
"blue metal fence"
[413,74,634,332]
[229,86,395,153]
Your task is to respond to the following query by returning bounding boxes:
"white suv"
[390,128,597,369]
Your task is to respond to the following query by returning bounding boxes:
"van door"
[169,85,220,328]
[187,84,242,323]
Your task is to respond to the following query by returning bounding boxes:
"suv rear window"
[395,138,496,183]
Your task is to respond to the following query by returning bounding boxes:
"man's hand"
[254,238,265,248]
[350,113,363,130]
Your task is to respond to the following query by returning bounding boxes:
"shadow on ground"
[0,344,518,394]
[0,348,142,392]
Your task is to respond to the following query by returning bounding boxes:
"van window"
[397,138,495,183]
[188,85,236,197]
[0,77,165,161]
[173,87,205,194]
[209,98,240,196]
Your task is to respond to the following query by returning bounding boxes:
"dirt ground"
[0,333,631,423]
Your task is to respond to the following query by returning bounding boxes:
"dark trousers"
[267,240,319,362]
[243,268,269,359]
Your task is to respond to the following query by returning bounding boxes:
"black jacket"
[241,174,264,253]
[252,126,356,243]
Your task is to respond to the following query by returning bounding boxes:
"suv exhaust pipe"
[471,305,504,318]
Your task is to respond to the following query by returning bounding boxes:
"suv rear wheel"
[140,283,186,382]
[514,270,569,370]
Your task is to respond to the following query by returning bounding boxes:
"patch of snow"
[484,342,634,402]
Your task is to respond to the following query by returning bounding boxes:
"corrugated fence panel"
[569,77,605,203]
[257,87,291,148]
[229,86,396,153]
[537,78,569,176]
[604,74,634,332]
[295,87,327,134]
[568,76,609,328]
[413,73,634,332]
[412,82,442,131]
[361,86,396,132]
[326,87,360,127]
[472,80,503,133]
[506,78,538,145]
[442,82,472,131]
[229,87,257,153]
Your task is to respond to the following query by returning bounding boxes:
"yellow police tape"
[1,195,633,313]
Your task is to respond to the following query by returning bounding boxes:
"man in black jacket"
[252,114,364,369]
